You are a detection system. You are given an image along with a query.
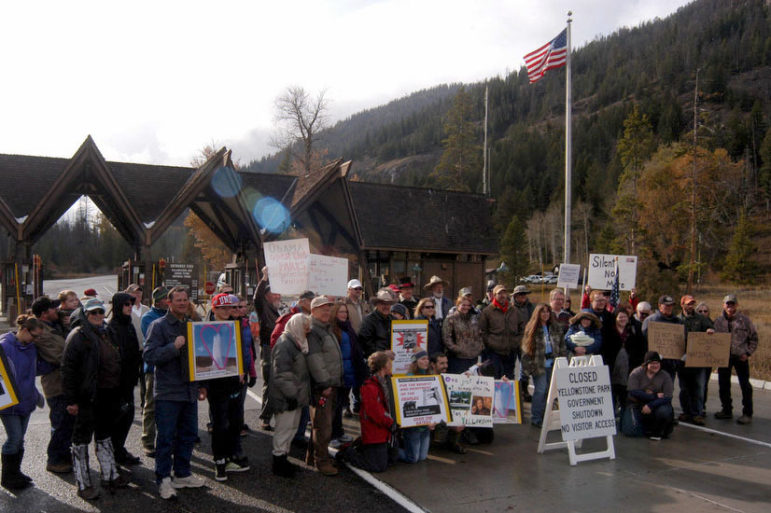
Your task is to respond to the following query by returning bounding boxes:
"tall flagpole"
[564,12,573,266]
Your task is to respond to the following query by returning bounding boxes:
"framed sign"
[0,348,19,411]
[391,375,451,428]
[647,321,686,360]
[391,320,429,375]
[493,380,522,424]
[442,373,495,428]
[685,332,731,368]
[187,321,244,381]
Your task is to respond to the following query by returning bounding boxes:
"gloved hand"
[248,376,257,388]
[286,398,298,411]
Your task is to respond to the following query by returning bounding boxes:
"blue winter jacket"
[0,332,49,416]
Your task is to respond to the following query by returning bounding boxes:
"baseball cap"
[212,293,238,308]
[493,285,508,295]
[680,295,696,306]
[347,279,363,290]
[83,298,105,312]
[658,295,675,306]
[513,285,531,295]
[152,286,170,303]
[644,351,662,364]
[311,296,334,309]
[723,294,737,304]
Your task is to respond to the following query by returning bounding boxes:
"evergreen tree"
[721,209,758,283]
[430,87,482,192]
[499,215,528,286]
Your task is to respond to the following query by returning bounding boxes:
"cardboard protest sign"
[187,321,244,381]
[557,263,581,289]
[442,374,495,427]
[263,238,311,295]
[554,364,616,442]
[493,380,522,424]
[647,321,686,360]
[392,375,451,428]
[685,332,731,368]
[308,254,348,297]
[0,348,20,411]
[587,254,637,291]
[391,320,428,375]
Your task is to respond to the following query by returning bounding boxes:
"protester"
[235,297,257,435]
[390,303,409,320]
[695,302,711,320]
[57,290,80,333]
[549,288,571,329]
[107,292,143,465]
[338,351,397,473]
[626,351,674,440]
[270,314,312,477]
[30,297,74,474]
[398,277,418,318]
[344,279,370,333]
[254,266,282,431]
[677,294,714,426]
[207,293,251,482]
[0,315,46,490]
[139,286,170,457]
[305,296,344,476]
[714,294,758,425]
[330,302,367,443]
[399,351,433,463]
[415,297,445,358]
[63,299,130,500]
[144,287,206,499]
[580,285,592,310]
[424,275,452,321]
[565,311,603,356]
[428,353,466,454]
[358,289,394,357]
[641,295,685,381]
[634,301,653,324]
[522,304,567,427]
[604,309,643,414]
[478,285,520,379]
[443,296,484,373]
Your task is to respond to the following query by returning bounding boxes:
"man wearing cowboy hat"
[358,289,394,358]
[424,275,452,321]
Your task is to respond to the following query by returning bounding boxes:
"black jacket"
[62,321,114,405]
[107,293,142,400]
[358,310,391,358]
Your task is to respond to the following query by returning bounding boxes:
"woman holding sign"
[0,315,47,490]
[522,305,567,427]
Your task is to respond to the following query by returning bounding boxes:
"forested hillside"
[245,0,771,294]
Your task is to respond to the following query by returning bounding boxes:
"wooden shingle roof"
[347,181,497,255]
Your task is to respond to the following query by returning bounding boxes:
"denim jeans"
[677,367,707,417]
[530,367,553,425]
[47,394,75,464]
[399,428,430,463]
[484,349,519,379]
[718,355,753,417]
[155,399,198,483]
[1,414,30,454]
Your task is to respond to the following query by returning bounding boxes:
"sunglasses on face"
[697,309,708,314]
[88,309,105,316]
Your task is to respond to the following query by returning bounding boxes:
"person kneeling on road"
[338,351,398,473]
[625,351,674,440]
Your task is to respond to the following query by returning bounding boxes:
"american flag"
[610,257,620,308]
[523,29,568,83]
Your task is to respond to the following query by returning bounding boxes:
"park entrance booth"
[1,137,498,320]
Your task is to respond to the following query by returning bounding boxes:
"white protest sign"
[587,254,637,291]
[554,364,616,441]
[263,238,311,295]
[308,254,348,297]
[442,374,495,428]
[557,263,581,289]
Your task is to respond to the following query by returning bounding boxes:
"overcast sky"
[1,0,693,167]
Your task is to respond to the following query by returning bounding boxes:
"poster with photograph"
[493,380,522,424]
[392,375,451,428]
[187,321,244,381]
[391,320,429,375]
[0,349,19,411]
[441,374,495,428]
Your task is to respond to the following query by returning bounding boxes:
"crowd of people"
[0,272,760,500]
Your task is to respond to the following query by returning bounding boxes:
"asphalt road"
[43,275,121,301]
